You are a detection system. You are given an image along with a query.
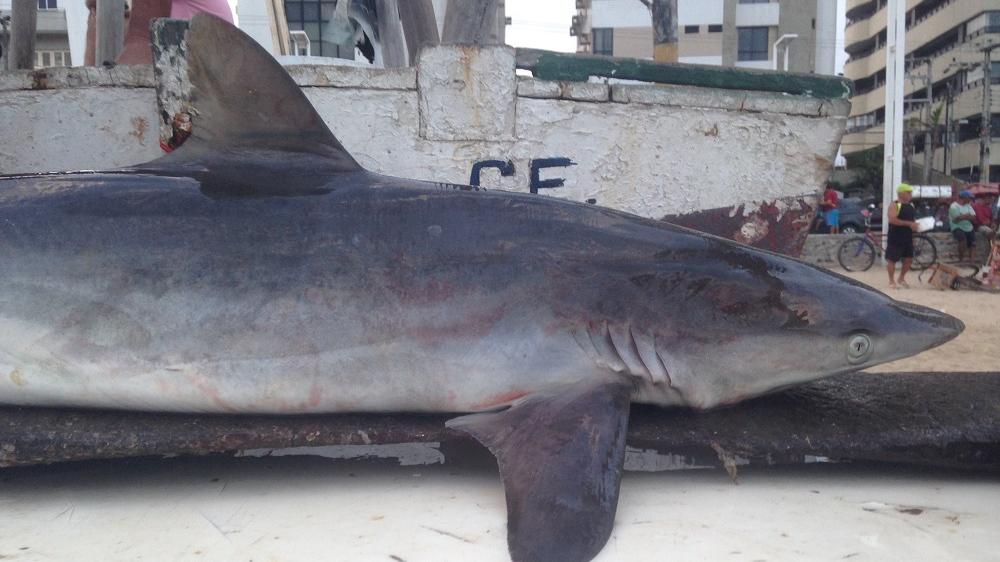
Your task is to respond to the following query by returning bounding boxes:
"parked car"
[812,197,946,233]
[812,197,876,234]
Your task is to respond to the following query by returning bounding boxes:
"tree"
[844,146,884,196]
[636,0,677,62]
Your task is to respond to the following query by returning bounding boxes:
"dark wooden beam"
[375,0,407,68]
[397,0,438,65]
[2,373,999,471]
[95,0,124,65]
[7,0,37,70]
[441,0,499,45]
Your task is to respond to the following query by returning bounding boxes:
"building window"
[738,26,768,61]
[37,0,57,9]
[989,11,1000,34]
[35,50,71,68]
[593,27,613,56]
[708,24,722,33]
[283,0,352,58]
[684,25,699,34]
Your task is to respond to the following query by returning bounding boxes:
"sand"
[833,268,1000,373]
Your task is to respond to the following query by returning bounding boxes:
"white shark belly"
[0,316,603,414]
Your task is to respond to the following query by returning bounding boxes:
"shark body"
[0,15,963,562]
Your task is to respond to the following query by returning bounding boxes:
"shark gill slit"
[609,323,651,381]
[632,324,672,387]
[586,322,628,373]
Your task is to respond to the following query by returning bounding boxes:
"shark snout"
[884,300,964,355]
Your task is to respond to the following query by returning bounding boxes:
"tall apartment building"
[0,0,72,69]
[842,0,1000,182]
[571,0,837,74]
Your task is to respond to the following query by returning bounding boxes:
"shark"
[0,14,963,562]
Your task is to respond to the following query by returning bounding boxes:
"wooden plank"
[2,373,998,471]
[515,48,855,100]
[397,0,438,65]
[375,0,407,68]
[7,0,37,70]
[95,0,124,65]
[441,0,499,45]
[268,0,291,56]
[1,14,12,70]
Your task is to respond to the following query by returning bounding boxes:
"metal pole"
[8,0,37,70]
[772,34,798,72]
[95,0,124,65]
[981,47,992,184]
[882,0,905,244]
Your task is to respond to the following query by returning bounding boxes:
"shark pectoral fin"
[446,380,633,562]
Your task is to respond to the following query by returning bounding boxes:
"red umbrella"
[966,183,1000,196]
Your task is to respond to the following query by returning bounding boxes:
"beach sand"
[834,268,1000,373]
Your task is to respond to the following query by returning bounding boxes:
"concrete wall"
[0,47,849,223]
[778,0,817,74]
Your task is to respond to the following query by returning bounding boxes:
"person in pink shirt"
[168,0,233,23]
[87,0,233,66]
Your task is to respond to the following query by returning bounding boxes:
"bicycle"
[836,212,937,272]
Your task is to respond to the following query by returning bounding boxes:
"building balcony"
[735,2,779,28]
[36,9,67,34]
[937,138,1000,171]
[845,0,984,82]
[844,0,1000,80]
[848,40,991,117]
[846,0,877,20]
[845,5,887,53]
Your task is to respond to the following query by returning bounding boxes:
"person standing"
[972,193,996,240]
[886,183,919,289]
[821,184,840,234]
[949,190,977,262]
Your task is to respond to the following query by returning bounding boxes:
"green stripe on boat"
[515,49,854,100]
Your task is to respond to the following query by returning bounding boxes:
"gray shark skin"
[0,15,962,562]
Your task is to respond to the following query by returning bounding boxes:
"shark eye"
[847,333,873,364]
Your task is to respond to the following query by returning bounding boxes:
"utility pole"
[981,46,996,184]
[7,0,37,70]
[944,82,954,176]
[908,57,934,185]
[882,0,905,243]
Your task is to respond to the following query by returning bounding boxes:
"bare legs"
[887,258,912,289]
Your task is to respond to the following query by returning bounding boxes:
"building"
[842,0,1000,183]
[0,0,72,69]
[571,0,837,74]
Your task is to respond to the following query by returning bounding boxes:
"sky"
[505,0,850,75]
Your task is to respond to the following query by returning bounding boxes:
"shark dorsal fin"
[140,14,361,195]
